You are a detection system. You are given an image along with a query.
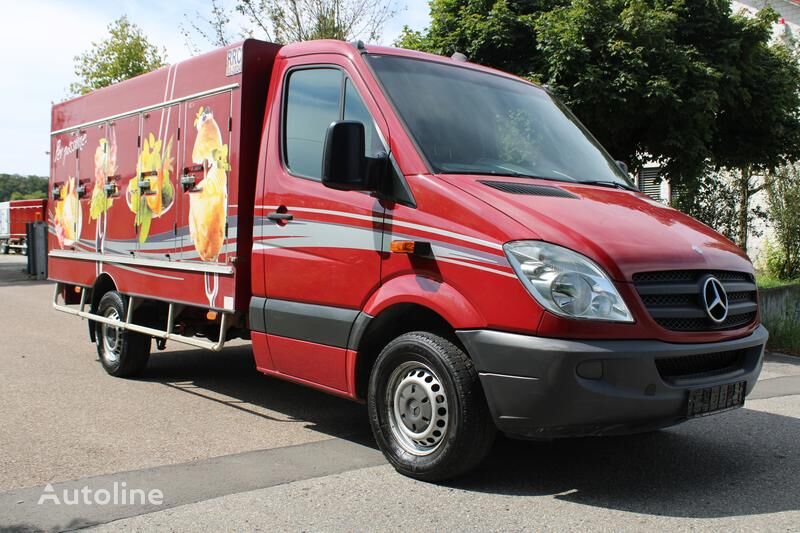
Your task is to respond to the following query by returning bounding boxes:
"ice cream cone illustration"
[126,133,175,243]
[89,134,117,221]
[189,106,228,262]
[54,176,82,248]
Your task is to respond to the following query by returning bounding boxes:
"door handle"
[267,212,293,222]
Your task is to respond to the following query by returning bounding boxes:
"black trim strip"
[347,311,374,350]
[249,296,267,334]
[263,298,359,348]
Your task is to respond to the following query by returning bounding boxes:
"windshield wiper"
[579,180,638,192]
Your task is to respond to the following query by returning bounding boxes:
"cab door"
[259,56,389,392]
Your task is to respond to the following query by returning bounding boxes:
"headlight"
[504,241,633,322]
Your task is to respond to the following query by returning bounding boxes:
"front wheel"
[368,331,496,481]
[95,291,151,378]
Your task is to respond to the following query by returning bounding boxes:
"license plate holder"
[687,381,746,418]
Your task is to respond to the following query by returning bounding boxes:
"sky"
[2,0,431,177]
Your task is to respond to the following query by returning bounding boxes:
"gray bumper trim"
[456,326,768,438]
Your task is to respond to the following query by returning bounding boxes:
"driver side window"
[284,67,383,181]
[343,78,383,158]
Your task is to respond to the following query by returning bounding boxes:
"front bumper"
[457,325,768,439]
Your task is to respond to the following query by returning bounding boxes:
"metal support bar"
[52,284,232,352]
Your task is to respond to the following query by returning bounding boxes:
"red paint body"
[49,40,759,400]
[8,199,47,236]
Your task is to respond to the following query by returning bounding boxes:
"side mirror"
[322,121,376,192]
[615,160,629,175]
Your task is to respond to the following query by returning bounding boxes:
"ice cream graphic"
[54,176,82,248]
[189,106,229,262]
[89,135,117,221]
[126,133,175,243]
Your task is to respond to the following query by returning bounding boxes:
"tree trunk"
[736,166,751,251]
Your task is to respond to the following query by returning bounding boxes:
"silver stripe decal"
[49,249,234,274]
[252,219,514,278]
[254,205,503,251]
[253,217,507,268]
[111,262,185,281]
[51,83,240,136]
[435,257,517,279]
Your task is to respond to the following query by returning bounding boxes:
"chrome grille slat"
[632,270,758,332]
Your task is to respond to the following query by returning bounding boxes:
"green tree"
[398,1,800,233]
[671,170,766,246]
[183,0,399,51]
[765,163,800,280]
[710,10,800,250]
[0,174,48,202]
[70,16,167,96]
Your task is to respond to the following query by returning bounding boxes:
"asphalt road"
[1,254,799,532]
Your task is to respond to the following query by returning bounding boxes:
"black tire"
[1,242,8,254]
[367,331,496,481]
[94,291,151,378]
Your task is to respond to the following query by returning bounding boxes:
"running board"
[52,283,232,352]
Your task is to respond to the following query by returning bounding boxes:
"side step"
[52,283,232,352]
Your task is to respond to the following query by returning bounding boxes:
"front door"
[260,56,389,392]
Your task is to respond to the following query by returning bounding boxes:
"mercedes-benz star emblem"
[702,276,728,323]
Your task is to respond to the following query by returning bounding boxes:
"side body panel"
[48,40,281,313]
[8,199,47,236]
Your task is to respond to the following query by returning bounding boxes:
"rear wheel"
[0,242,8,254]
[95,291,151,377]
[368,331,496,481]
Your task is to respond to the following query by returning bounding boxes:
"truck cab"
[50,39,767,481]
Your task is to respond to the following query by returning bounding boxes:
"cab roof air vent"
[479,180,579,199]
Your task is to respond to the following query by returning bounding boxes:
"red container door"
[136,105,180,259]
[77,122,108,252]
[179,91,232,265]
[103,114,141,257]
[50,131,82,251]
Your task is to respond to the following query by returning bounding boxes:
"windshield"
[366,54,632,186]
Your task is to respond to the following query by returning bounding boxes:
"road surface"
[1,254,798,531]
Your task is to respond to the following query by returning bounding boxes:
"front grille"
[633,270,758,332]
[656,350,745,380]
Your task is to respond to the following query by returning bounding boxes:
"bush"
[765,163,800,280]
[671,169,765,244]
[763,315,800,355]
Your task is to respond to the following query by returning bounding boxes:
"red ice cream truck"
[49,39,768,480]
[0,198,47,254]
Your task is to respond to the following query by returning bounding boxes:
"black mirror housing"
[322,121,374,191]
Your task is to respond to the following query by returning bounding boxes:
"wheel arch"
[88,272,118,342]
[351,276,485,399]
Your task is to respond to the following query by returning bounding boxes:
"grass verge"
[756,274,800,289]
[762,314,800,356]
